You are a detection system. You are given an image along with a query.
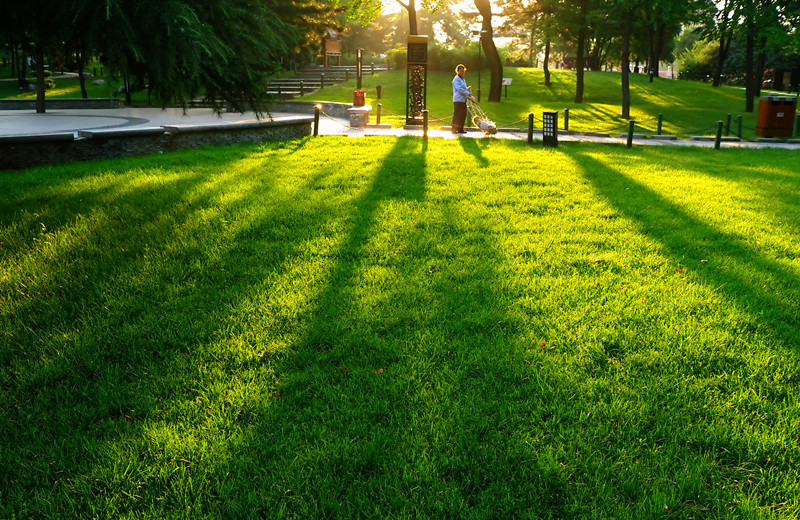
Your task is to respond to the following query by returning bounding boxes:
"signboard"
[502,78,512,86]
[407,35,428,64]
[406,35,429,125]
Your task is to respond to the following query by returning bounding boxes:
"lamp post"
[472,29,490,103]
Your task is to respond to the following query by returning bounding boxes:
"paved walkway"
[1,106,799,150]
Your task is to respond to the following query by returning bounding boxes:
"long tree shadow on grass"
[563,146,800,346]
[211,137,584,518]
[640,147,800,239]
[0,141,357,517]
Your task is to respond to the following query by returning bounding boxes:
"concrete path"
[1,106,799,150]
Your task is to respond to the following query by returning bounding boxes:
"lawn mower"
[467,98,497,135]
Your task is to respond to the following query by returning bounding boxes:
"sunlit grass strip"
[306,68,763,138]
[1,138,799,519]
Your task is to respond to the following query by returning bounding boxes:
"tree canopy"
[3,0,797,115]
[2,0,340,113]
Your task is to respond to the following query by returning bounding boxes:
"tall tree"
[498,0,559,85]
[614,0,643,119]
[641,0,702,81]
[740,0,783,112]
[704,0,738,87]
[573,0,590,103]
[5,0,70,113]
[474,0,503,102]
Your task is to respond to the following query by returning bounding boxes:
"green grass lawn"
[0,74,149,105]
[304,68,797,139]
[2,137,799,518]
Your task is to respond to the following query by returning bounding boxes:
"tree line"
[346,0,799,116]
[3,0,798,116]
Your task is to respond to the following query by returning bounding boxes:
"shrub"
[677,39,716,81]
[386,43,481,72]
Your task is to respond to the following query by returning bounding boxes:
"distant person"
[451,64,475,134]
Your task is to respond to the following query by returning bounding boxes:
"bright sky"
[382,0,476,16]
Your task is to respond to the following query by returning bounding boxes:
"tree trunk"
[574,0,588,103]
[744,31,754,112]
[575,33,585,102]
[713,33,731,87]
[10,41,18,78]
[755,46,767,97]
[34,44,46,114]
[650,21,665,82]
[123,72,132,105]
[474,0,503,102]
[543,39,551,86]
[646,22,656,82]
[621,9,633,119]
[18,41,30,89]
[529,25,535,67]
[712,0,733,87]
[76,46,88,99]
[401,0,418,35]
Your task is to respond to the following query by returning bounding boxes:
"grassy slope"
[302,68,790,138]
[3,62,792,138]
[2,137,799,518]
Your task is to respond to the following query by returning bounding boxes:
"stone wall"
[0,117,313,171]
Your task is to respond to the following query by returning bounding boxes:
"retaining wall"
[1,117,313,171]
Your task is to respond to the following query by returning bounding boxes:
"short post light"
[627,120,635,148]
[314,104,322,137]
[527,113,534,145]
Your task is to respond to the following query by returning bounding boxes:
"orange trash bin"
[755,96,797,137]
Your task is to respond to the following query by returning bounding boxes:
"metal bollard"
[627,120,635,148]
[423,109,429,138]
[714,120,723,150]
[320,73,325,89]
[377,103,382,125]
[376,84,382,99]
[564,108,569,132]
[726,113,732,136]
[528,113,534,145]
[737,115,743,138]
[657,113,663,135]
[300,80,304,96]
[314,104,321,137]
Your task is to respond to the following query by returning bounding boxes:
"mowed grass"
[2,137,800,518]
[306,67,790,138]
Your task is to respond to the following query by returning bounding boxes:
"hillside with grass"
[2,135,800,518]
[3,61,790,139]
[299,68,776,138]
